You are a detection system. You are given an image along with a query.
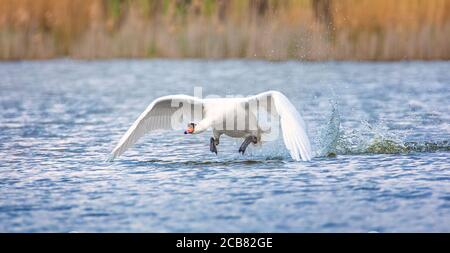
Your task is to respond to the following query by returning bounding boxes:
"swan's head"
[184,123,196,134]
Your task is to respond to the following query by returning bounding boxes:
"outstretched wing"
[107,95,203,161]
[247,91,312,161]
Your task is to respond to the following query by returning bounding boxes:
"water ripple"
[0,60,449,232]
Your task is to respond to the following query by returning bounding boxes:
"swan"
[107,90,312,161]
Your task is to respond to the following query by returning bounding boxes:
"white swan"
[107,90,312,161]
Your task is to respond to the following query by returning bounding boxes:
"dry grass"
[0,0,449,60]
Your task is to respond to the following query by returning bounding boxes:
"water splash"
[315,99,340,157]
[315,103,449,157]
[246,99,448,160]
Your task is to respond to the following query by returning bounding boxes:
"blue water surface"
[0,60,449,232]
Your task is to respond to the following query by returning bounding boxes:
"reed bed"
[0,0,449,60]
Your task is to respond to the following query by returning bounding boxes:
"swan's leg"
[210,130,221,155]
[210,137,218,154]
[239,136,257,154]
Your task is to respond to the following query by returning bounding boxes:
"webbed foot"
[210,137,218,154]
[239,136,257,154]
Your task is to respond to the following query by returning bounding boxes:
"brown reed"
[0,0,449,60]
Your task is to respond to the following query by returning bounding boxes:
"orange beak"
[184,127,194,134]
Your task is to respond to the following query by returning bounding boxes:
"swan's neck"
[193,118,211,134]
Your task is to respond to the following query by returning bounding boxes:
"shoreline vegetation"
[0,0,449,61]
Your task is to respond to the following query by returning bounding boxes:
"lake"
[0,59,449,232]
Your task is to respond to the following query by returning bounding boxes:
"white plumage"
[107,91,312,161]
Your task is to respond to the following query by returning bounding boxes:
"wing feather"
[248,91,312,161]
[107,95,202,161]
